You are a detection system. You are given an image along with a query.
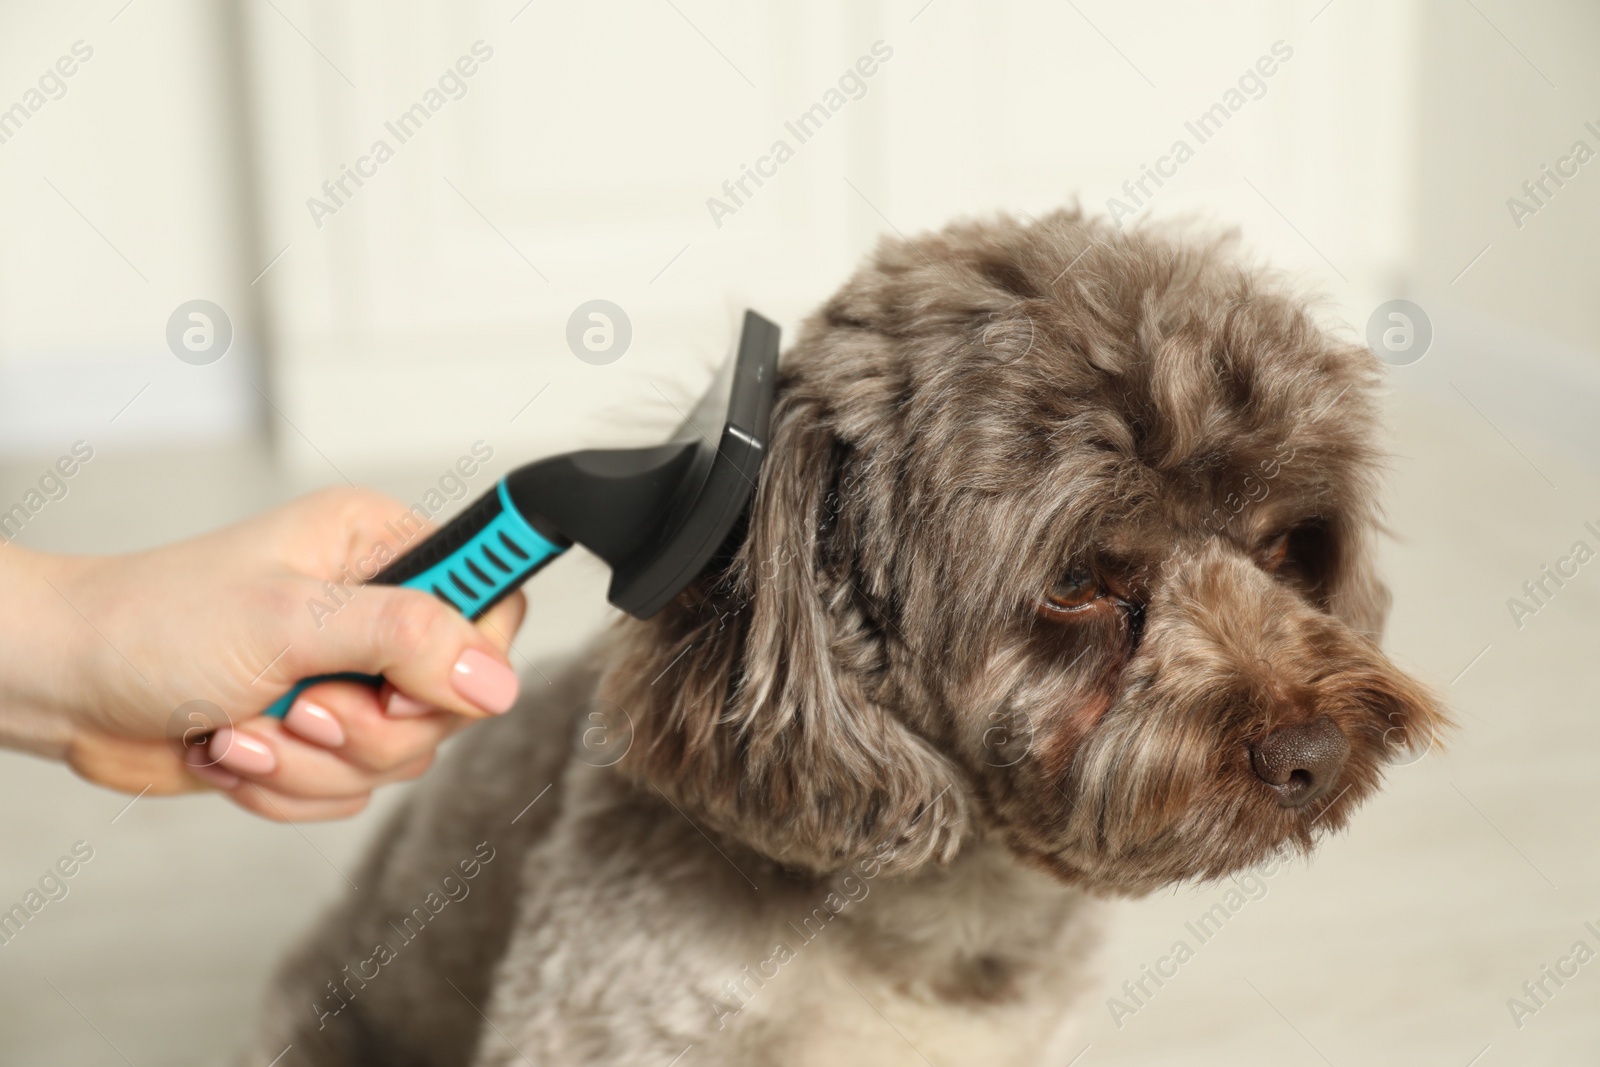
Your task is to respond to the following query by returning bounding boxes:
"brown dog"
[250,209,1446,1066]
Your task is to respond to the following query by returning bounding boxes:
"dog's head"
[608,209,1447,895]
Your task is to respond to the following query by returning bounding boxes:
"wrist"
[0,545,92,758]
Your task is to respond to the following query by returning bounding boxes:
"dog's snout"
[1249,716,1350,809]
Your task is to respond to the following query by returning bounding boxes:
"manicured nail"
[210,728,276,776]
[451,648,518,714]
[384,690,433,718]
[184,746,240,790]
[285,701,346,748]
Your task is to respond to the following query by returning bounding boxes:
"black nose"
[1250,716,1349,808]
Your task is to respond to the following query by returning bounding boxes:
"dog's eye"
[1268,521,1336,602]
[1260,531,1291,571]
[1042,567,1105,613]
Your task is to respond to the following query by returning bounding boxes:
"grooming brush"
[261,310,779,718]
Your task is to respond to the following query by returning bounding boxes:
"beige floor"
[0,386,1596,1065]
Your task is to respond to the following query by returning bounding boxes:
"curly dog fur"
[247,208,1446,1066]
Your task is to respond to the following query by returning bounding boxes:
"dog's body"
[251,210,1444,1065]
[254,665,1100,1066]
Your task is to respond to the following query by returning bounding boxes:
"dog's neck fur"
[830,835,1103,1003]
[578,762,1102,1059]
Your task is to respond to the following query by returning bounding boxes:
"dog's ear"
[609,391,968,876]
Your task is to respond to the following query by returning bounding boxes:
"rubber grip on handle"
[261,481,567,718]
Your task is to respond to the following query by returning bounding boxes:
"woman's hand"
[0,487,527,821]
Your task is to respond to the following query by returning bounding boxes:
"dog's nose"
[1249,716,1349,808]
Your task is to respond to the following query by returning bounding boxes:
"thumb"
[287,584,520,718]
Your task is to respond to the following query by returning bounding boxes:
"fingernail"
[451,648,519,714]
[184,746,240,790]
[285,701,346,748]
[384,691,433,718]
[210,728,276,776]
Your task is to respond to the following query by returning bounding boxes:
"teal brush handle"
[261,481,567,718]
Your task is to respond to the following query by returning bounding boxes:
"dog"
[248,208,1447,1066]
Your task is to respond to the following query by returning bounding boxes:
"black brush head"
[502,310,779,618]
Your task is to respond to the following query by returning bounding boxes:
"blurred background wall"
[4,0,1592,473]
[0,0,261,453]
[0,0,1437,473]
[3,1,1594,473]
[1,2,1597,1065]
[1406,0,1600,465]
